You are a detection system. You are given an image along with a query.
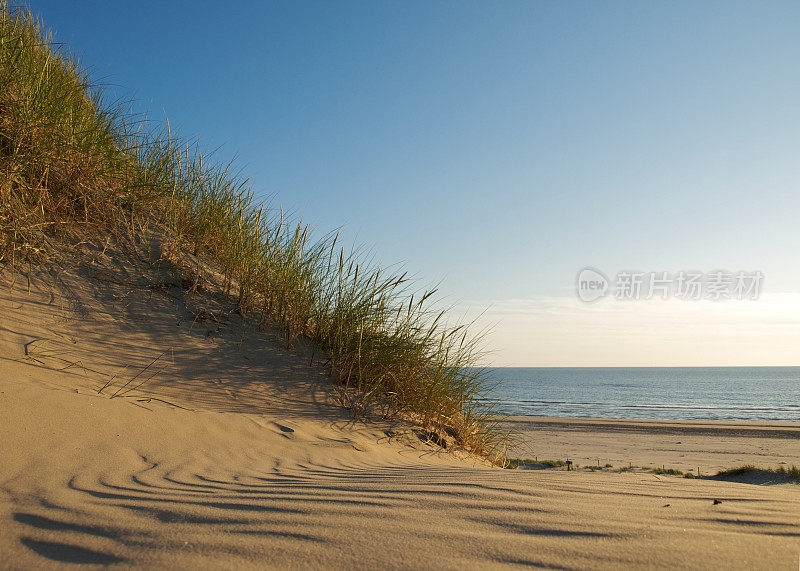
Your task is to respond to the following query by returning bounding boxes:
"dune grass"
[0,3,507,461]
[715,465,800,481]
[506,459,571,469]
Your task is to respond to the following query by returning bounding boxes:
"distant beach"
[503,416,800,474]
[493,368,800,473]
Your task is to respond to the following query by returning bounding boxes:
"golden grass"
[0,3,508,462]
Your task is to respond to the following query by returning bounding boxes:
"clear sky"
[30,1,800,366]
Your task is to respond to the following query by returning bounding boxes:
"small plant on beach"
[0,3,507,461]
[652,467,684,476]
[776,464,800,479]
[714,465,757,478]
[505,458,572,469]
[714,465,800,482]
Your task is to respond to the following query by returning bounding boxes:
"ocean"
[482,367,800,421]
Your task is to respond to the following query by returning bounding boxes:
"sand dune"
[1,264,798,569]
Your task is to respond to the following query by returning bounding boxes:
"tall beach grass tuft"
[0,2,508,462]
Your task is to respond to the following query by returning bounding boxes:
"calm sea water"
[482,367,800,421]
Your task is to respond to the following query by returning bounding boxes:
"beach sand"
[504,417,800,475]
[1,265,798,569]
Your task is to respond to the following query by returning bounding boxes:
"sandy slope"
[1,262,798,569]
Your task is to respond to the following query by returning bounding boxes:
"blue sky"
[31,1,800,365]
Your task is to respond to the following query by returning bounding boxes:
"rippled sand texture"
[1,266,798,569]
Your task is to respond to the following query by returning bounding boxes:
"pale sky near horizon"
[30,1,800,366]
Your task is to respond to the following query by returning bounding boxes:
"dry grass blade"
[109,350,168,398]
